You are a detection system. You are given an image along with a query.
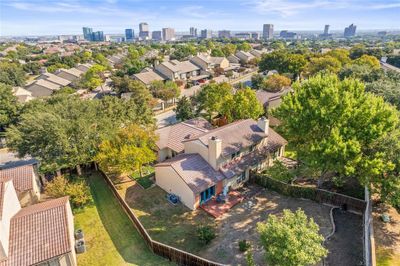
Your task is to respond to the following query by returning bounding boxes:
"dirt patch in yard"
[199,186,333,265]
[373,203,400,266]
[324,209,364,266]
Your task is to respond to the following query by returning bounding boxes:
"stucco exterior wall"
[0,181,21,260]
[184,140,209,163]
[155,166,196,210]
[157,148,173,162]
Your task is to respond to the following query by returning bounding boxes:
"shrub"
[196,225,216,245]
[238,239,251,252]
[246,250,255,266]
[264,160,295,183]
[46,175,92,208]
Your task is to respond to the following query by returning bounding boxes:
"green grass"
[74,172,171,266]
[122,185,215,254]
[376,247,400,266]
[284,143,297,160]
[129,166,155,189]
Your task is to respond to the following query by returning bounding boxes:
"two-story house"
[155,60,201,81]
[155,117,287,210]
[189,55,230,72]
[0,167,76,266]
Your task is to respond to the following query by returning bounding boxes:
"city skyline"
[1,0,400,36]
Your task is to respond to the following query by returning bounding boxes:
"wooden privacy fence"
[99,171,224,266]
[253,174,367,214]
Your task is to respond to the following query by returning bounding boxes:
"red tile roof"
[0,164,36,193]
[0,197,73,266]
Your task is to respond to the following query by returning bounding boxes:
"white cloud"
[249,0,400,16]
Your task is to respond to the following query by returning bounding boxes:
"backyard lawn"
[74,172,171,266]
[118,182,215,254]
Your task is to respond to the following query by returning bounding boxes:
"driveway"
[155,109,177,128]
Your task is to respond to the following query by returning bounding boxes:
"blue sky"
[1,0,400,36]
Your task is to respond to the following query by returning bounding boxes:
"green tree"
[0,62,26,86]
[0,83,20,131]
[23,61,41,75]
[95,124,157,176]
[149,80,180,102]
[353,54,380,70]
[257,209,328,266]
[273,74,398,187]
[263,74,291,92]
[325,48,351,65]
[237,42,252,52]
[45,175,92,208]
[93,53,109,67]
[53,86,76,95]
[305,55,342,76]
[211,48,224,57]
[175,96,195,121]
[123,59,148,75]
[259,51,307,77]
[222,43,237,56]
[251,74,265,90]
[196,82,233,120]
[80,64,106,90]
[231,88,264,121]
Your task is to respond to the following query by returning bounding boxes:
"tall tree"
[175,96,195,121]
[273,74,398,187]
[0,62,26,86]
[80,64,107,90]
[231,88,264,121]
[196,82,233,120]
[257,209,328,266]
[0,83,20,131]
[149,80,180,102]
[95,124,157,176]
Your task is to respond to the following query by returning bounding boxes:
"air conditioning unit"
[75,240,86,254]
[75,229,84,240]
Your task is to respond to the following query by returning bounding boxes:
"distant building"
[263,24,274,40]
[344,24,357,38]
[162,28,175,41]
[125,29,134,42]
[319,24,332,38]
[378,31,387,37]
[152,31,162,41]
[218,30,231,38]
[92,31,104,42]
[235,32,251,40]
[251,32,260,40]
[139,22,150,40]
[200,29,212,39]
[280,30,298,39]
[190,27,198,37]
[82,27,93,41]
[324,25,330,35]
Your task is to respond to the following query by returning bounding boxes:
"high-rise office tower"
[82,27,93,41]
[139,22,150,39]
[162,28,175,41]
[344,24,357,37]
[92,31,104,42]
[190,27,198,37]
[263,24,274,40]
[152,31,162,41]
[200,29,212,39]
[324,25,330,35]
[125,29,134,42]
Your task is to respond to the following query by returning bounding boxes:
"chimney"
[208,136,222,170]
[257,117,269,135]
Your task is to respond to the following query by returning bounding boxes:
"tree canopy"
[0,83,20,131]
[257,209,328,266]
[273,74,399,189]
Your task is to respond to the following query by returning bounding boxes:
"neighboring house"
[56,68,83,82]
[107,55,124,66]
[190,55,230,71]
[25,79,60,97]
[155,60,201,81]
[155,118,212,162]
[227,55,240,64]
[132,69,165,86]
[12,87,34,103]
[155,118,287,209]
[75,63,92,73]
[0,164,41,207]
[0,176,76,266]
[36,72,71,87]
[380,61,400,73]
[255,88,292,111]
[235,51,255,63]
